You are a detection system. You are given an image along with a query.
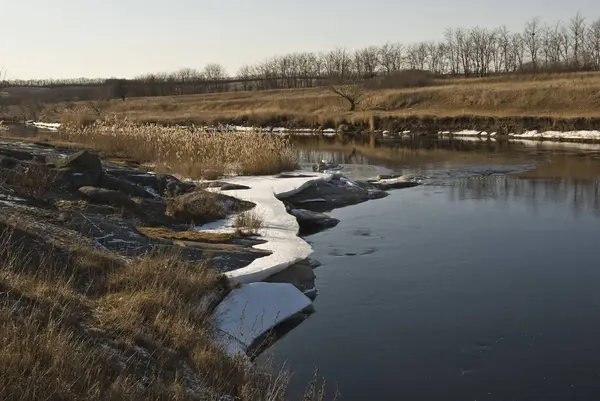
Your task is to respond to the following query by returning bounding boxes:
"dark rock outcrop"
[164,180,196,197]
[48,151,104,189]
[0,148,35,161]
[78,186,138,210]
[312,162,343,173]
[288,206,340,235]
[281,178,387,213]
[99,175,154,198]
[47,150,102,173]
[0,155,20,169]
[199,181,251,191]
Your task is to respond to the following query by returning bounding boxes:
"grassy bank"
[0,217,274,400]
[0,135,335,400]
[24,72,600,132]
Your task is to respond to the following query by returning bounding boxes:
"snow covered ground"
[511,130,600,141]
[201,173,332,356]
[25,121,61,131]
[200,173,331,283]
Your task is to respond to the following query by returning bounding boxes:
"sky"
[1,0,599,80]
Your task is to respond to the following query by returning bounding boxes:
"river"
[259,137,600,401]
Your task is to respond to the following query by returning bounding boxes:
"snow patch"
[204,172,331,283]
[513,130,600,140]
[25,121,61,131]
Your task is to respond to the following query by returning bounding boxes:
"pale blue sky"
[1,0,598,79]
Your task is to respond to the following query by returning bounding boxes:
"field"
[24,72,600,131]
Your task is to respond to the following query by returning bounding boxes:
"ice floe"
[214,282,312,356]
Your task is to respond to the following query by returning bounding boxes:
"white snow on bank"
[512,130,600,141]
[441,129,600,142]
[215,282,312,356]
[25,121,61,131]
[203,173,331,284]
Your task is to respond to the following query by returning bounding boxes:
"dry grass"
[0,219,298,400]
[137,225,244,243]
[165,190,229,225]
[30,71,600,130]
[0,162,61,203]
[58,118,298,179]
[233,208,264,236]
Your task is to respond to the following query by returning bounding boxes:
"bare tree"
[325,76,366,111]
[444,28,460,75]
[588,19,600,70]
[511,33,526,71]
[379,43,404,75]
[570,12,586,67]
[524,17,542,69]
[455,28,473,75]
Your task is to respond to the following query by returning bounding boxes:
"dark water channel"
[260,137,600,401]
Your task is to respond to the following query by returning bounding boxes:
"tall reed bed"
[59,118,298,179]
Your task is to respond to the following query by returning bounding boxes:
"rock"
[99,175,154,198]
[0,155,20,169]
[47,150,102,174]
[78,186,138,210]
[275,173,316,179]
[282,179,387,212]
[0,148,34,161]
[164,180,196,197]
[369,180,421,191]
[312,162,343,173]
[47,151,104,190]
[54,167,101,188]
[289,207,340,235]
[105,170,165,192]
[200,181,251,191]
[32,155,47,163]
[220,183,250,191]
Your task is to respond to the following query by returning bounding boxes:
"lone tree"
[325,76,366,111]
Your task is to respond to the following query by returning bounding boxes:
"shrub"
[233,208,264,236]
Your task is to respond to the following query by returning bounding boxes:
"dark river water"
[260,137,600,401]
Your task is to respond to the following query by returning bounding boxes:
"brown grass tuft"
[137,225,243,243]
[233,208,264,236]
[165,190,228,225]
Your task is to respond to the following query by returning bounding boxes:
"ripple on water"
[328,247,378,257]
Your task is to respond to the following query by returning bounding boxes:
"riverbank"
[0,129,419,399]
[4,71,599,135]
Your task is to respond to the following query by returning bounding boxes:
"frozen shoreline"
[205,173,332,357]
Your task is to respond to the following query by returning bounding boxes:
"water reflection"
[450,176,600,218]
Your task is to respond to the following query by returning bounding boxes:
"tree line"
[2,13,600,103]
